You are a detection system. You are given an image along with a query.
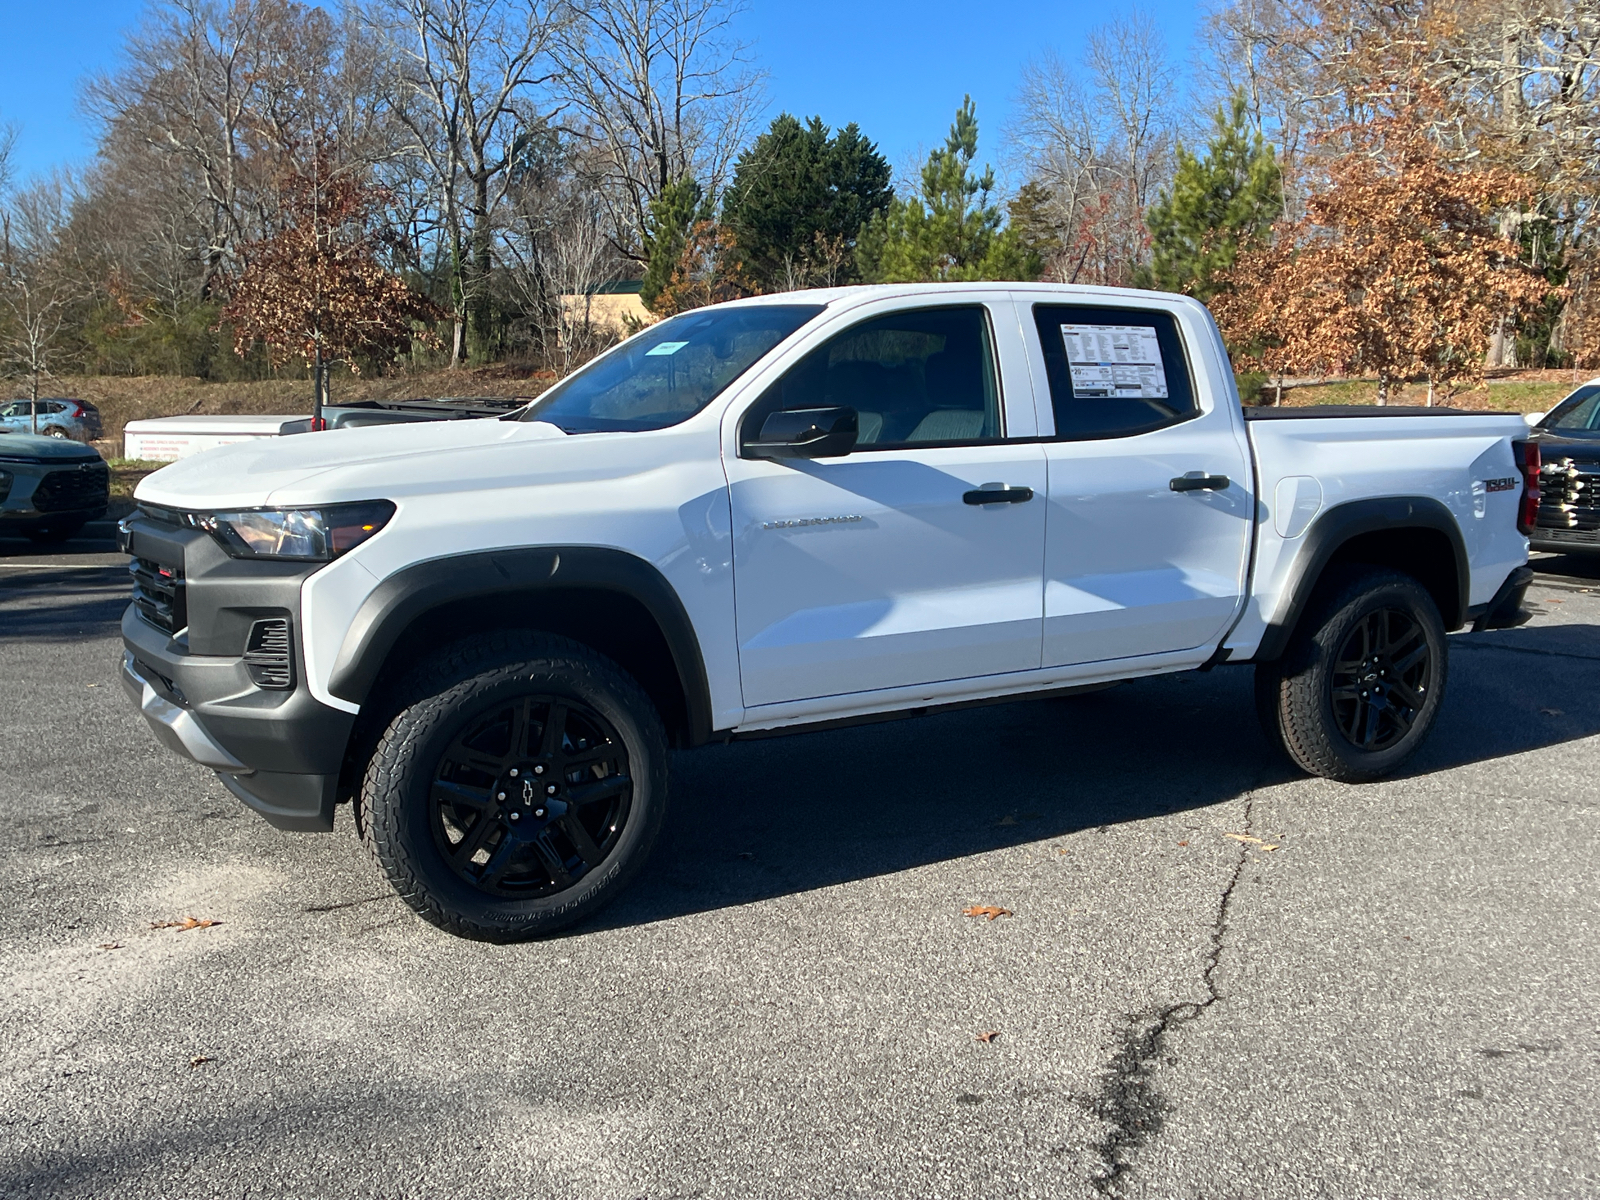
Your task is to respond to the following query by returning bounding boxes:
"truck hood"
[135,417,570,509]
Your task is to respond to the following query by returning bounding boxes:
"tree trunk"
[1426,376,1436,407]
[1376,374,1389,406]
[29,373,38,434]
[312,347,326,431]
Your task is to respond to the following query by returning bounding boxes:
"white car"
[119,284,1537,939]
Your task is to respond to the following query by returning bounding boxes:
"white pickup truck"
[120,284,1537,939]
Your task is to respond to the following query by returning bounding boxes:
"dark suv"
[1529,380,1600,556]
[0,435,110,542]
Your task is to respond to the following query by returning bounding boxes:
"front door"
[725,301,1048,709]
[1021,300,1253,667]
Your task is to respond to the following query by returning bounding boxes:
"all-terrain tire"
[1254,566,1448,782]
[359,631,669,941]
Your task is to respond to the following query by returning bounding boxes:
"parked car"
[1524,378,1600,556]
[119,283,1535,941]
[0,397,103,442]
[0,434,110,542]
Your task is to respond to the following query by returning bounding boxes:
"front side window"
[741,305,1001,449]
[520,303,823,434]
[1543,384,1600,434]
[1032,305,1198,440]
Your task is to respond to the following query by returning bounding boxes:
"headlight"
[190,500,396,560]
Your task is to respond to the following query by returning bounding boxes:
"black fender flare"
[327,546,714,745]
[1252,496,1469,662]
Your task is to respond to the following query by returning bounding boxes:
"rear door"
[1020,298,1253,667]
[724,297,1047,708]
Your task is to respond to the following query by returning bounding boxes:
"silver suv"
[0,398,104,442]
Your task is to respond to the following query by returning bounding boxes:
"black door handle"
[964,486,1034,505]
[1169,473,1230,492]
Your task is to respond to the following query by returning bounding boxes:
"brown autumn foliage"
[1213,115,1555,402]
[222,150,442,402]
[652,221,756,317]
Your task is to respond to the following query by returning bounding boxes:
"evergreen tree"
[1136,91,1282,301]
[722,114,893,289]
[857,97,1038,283]
[640,176,708,311]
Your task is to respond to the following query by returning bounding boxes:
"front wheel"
[359,632,669,940]
[1255,567,1448,782]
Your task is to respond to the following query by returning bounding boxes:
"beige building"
[560,280,656,336]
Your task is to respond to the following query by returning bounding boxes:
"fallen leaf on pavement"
[98,943,120,950]
[151,918,222,931]
[1177,841,1189,847]
[1224,833,1279,852]
[974,1031,1000,1043]
[189,1055,213,1068]
[962,906,1013,921]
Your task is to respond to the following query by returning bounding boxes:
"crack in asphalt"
[1080,797,1256,1197]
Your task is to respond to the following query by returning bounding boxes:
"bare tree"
[1009,14,1177,285]
[500,134,622,374]
[551,0,763,260]
[0,179,87,426]
[365,0,562,363]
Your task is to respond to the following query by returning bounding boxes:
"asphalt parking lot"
[2,524,1597,1199]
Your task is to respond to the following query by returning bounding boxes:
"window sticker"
[645,340,690,357]
[1059,324,1168,399]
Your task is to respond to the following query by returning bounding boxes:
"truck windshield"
[519,304,825,433]
[1543,384,1600,434]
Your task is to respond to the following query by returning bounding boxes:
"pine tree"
[721,115,892,289]
[1136,91,1282,301]
[640,177,708,312]
[857,97,1038,284]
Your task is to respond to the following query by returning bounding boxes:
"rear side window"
[741,305,1002,449]
[1031,305,1198,440]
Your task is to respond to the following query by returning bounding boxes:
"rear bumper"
[1530,530,1600,556]
[1470,566,1535,633]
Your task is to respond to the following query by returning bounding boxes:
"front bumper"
[119,511,355,832]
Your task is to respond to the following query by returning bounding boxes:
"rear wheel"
[359,632,669,940]
[44,427,69,439]
[1255,567,1447,782]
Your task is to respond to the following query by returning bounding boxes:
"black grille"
[33,461,109,512]
[244,618,293,689]
[1537,458,1600,533]
[130,557,187,634]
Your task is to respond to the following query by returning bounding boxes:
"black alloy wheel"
[1327,608,1433,752]
[1255,566,1448,782]
[431,695,632,898]
[360,632,670,940]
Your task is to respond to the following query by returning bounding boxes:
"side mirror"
[1524,411,1547,428]
[744,406,858,459]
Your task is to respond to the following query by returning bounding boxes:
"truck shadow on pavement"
[0,564,129,642]
[595,621,1600,930]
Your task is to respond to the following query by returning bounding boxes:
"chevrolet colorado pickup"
[119,284,1537,940]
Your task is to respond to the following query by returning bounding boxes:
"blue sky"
[1,0,1201,185]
